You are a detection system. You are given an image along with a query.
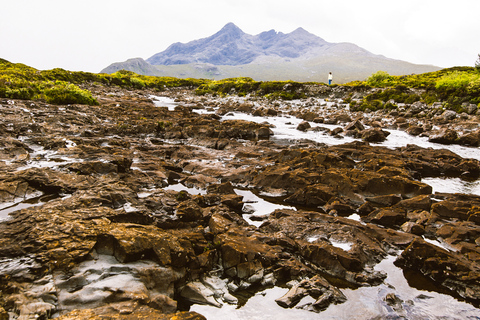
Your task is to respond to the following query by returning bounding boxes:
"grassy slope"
[1,58,479,111]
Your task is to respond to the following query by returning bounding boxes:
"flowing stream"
[1,96,478,318]
[154,96,480,319]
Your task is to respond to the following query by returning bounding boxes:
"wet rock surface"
[0,86,480,319]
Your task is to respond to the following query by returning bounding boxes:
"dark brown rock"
[296,121,311,131]
[395,238,480,303]
[364,208,407,228]
[361,128,390,142]
[428,129,458,144]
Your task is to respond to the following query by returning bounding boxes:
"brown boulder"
[431,195,480,222]
[344,119,365,131]
[365,194,402,207]
[275,275,346,310]
[57,307,206,320]
[406,125,424,136]
[364,208,407,228]
[296,121,311,132]
[400,221,425,235]
[395,238,480,303]
[428,129,458,144]
[215,228,279,274]
[393,194,432,211]
[284,184,334,207]
[361,128,390,142]
[458,130,480,147]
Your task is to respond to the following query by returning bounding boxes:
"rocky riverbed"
[0,84,480,319]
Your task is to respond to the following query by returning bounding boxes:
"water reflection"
[191,255,480,320]
[422,177,480,196]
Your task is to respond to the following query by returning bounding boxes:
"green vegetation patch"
[0,58,208,105]
[195,77,310,100]
[349,67,480,111]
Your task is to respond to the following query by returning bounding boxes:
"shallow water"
[220,111,480,161]
[0,193,60,222]
[191,255,480,320]
[234,189,296,226]
[150,95,179,111]
[161,177,480,318]
[422,177,480,196]
[13,139,82,172]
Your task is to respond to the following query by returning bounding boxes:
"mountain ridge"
[101,23,441,83]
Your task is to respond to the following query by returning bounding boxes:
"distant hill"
[101,23,441,83]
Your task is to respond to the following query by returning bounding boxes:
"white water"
[234,189,296,226]
[150,95,480,161]
[220,111,480,161]
[150,95,179,111]
[422,177,480,196]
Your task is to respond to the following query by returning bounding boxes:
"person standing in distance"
[328,72,333,85]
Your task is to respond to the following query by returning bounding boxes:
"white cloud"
[1,0,479,72]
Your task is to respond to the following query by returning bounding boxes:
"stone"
[256,126,272,139]
[395,238,480,304]
[344,119,365,131]
[409,101,426,114]
[428,129,458,144]
[361,128,390,142]
[365,208,407,228]
[296,121,311,131]
[406,125,423,136]
[180,282,222,307]
[401,221,425,235]
[458,130,480,147]
[442,109,457,120]
[275,275,346,310]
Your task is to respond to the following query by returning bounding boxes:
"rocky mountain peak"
[216,22,245,38]
[102,23,441,82]
[146,23,331,66]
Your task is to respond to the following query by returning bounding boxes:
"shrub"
[366,71,393,87]
[42,81,98,105]
[435,71,480,106]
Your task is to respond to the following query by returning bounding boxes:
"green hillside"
[1,58,479,112]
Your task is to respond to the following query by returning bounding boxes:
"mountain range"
[101,23,441,83]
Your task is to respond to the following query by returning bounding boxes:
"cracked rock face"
[0,86,480,319]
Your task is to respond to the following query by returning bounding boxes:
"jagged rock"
[401,221,425,235]
[395,238,480,304]
[361,128,390,142]
[365,194,402,207]
[276,275,347,311]
[406,125,424,136]
[431,194,480,222]
[393,194,432,211]
[296,121,311,131]
[428,128,458,144]
[409,101,426,114]
[364,208,407,228]
[284,184,334,207]
[458,130,480,147]
[442,109,457,121]
[344,119,365,131]
[57,307,206,320]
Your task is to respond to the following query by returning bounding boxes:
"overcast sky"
[1,0,479,73]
